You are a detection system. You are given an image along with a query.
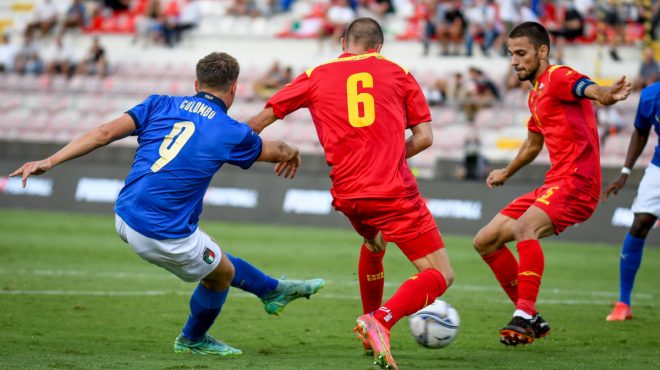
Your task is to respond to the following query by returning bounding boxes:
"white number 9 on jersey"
[151,121,195,172]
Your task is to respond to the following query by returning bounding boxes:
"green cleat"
[174,334,242,356]
[261,278,325,315]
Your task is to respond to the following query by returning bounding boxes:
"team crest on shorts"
[202,248,215,264]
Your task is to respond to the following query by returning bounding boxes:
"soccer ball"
[408,299,460,349]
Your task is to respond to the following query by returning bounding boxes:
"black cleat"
[499,316,536,346]
[530,313,551,338]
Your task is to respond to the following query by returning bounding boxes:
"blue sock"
[227,253,278,298]
[619,233,645,305]
[182,283,229,340]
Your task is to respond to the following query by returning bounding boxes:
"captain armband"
[573,78,596,98]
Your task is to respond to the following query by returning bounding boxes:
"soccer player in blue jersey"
[602,81,660,321]
[10,52,325,355]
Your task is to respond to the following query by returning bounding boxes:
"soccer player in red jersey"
[472,21,631,346]
[249,17,454,369]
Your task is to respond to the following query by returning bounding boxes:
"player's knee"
[202,256,234,291]
[630,214,657,238]
[473,228,495,255]
[441,269,455,287]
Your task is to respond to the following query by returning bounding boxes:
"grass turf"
[0,209,658,369]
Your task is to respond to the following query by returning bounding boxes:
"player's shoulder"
[306,52,408,77]
[546,64,579,80]
[641,81,660,98]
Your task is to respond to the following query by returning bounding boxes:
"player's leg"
[499,205,555,345]
[173,231,242,356]
[360,232,387,315]
[609,165,660,320]
[607,212,657,321]
[333,198,386,355]
[203,232,324,316]
[225,252,325,315]
[473,213,518,303]
[355,196,448,369]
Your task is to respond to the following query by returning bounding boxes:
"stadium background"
[0,0,658,245]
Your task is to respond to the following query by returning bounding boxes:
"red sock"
[358,244,385,314]
[482,246,519,304]
[516,239,544,315]
[373,268,447,330]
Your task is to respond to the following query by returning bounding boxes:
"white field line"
[0,289,638,306]
[0,268,654,301]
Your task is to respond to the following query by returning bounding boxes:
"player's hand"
[9,159,53,188]
[274,153,301,179]
[602,76,632,105]
[486,168,508,188]
[602,174,628,202]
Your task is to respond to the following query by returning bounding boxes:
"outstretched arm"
[406,122,432,158]
[602,127,650,202]
[486,130,544,188]
[584,76,632,106]
[9,114,136,187]
[257,139,301,178]
[248,107,279,134]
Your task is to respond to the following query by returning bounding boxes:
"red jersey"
[266,50,431,199]
[526,65,601,197]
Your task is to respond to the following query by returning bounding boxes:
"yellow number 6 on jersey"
[347,72,375,127]
[151,121,195,172]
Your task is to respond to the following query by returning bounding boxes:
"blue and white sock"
[619,233,645,305]
[181,283,229,341]
[227,253,278,298]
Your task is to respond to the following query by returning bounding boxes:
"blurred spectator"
[548,0,585,64]
[105,0,131,12]
[445,71,468,105]
[26,0,59,37]
[44,33,76,77]
[462,66,500,123]
[435,0,466,56]
[425,75,448,106]
[226,0,262,17]
[63,0,88,32]
[633,46,659,92]
[163,0,201,47]
[319,0,355,50]
[133,0,165,47]
[463,0,500,57]
[597,0,624,62]
[457,131,488,180]
[369,0,395,20]
[253,61,293,100]
[0,34,19,73]
[76,36,109,78]
[597,104,624,146]
[13,32,43,75]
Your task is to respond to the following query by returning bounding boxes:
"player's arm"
[406,122,432,158]
[486,130,544,188]
[602,126,650,202]
[9,114,136,187]
[580,76,632,106]
[257,139,301,178]
[248,107,278,134]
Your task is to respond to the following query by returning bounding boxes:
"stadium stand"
[0,0,656,178]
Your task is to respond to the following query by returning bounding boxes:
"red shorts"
[332,194,444,261]
[500,181,599,234]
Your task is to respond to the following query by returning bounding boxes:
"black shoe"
[499,316,536,346]
[530,313,551,338]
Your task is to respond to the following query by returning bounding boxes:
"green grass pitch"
[1,209,658,369]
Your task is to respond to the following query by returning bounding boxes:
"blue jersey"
[115,92,263,240]
[634,82,660,167]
